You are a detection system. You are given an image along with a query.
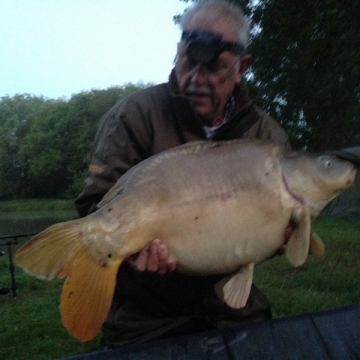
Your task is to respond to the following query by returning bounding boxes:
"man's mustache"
[185,85,212,96]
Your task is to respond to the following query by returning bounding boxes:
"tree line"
[0,84,149,200]
[1,0,359,200]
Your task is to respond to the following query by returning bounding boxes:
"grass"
[0,199,75,212]
[0,218,359,359]
[0,274,100,359]
[254,218,360,317]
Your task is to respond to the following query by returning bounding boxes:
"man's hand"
[127,239,177,274]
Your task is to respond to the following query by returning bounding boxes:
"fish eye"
[322,157,332,169]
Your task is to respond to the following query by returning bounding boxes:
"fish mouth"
[347,168,357,187]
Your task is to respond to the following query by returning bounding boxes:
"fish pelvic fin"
[286,207,311,267]
[15,219,87,279]
[215,262,255,309]
[61,249,122,342]
[309,231,325,257]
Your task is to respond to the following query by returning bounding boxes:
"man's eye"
[187,57,198,68]
[206,62,225,73]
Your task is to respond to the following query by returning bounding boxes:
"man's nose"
[190,64,208,85]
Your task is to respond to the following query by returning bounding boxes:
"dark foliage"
[0,84,151,199]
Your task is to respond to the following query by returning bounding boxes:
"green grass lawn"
[0,277,100,360]
[0,218,359,359]
[254,218,360,317]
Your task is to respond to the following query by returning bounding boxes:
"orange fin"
[215,262,255,309]
[61,249,122,342]
[15,219,86,279]
[15,218,123,342]
[286,207,311,267]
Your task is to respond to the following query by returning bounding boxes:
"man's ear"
[239,54,252,76]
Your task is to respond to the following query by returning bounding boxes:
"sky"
[0,0,188,99]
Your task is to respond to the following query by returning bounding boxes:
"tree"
[60,83,152,198]
[19,99,70,198]
[0,84,151,199]
[245,0,360,150]
[0,94,48,199]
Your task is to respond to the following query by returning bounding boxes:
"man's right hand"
[127,239,177,274]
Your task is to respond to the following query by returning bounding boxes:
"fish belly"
[137,190,291,275]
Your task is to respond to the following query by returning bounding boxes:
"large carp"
[15,139,356,342]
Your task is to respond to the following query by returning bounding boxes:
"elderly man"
[75,0,290,348]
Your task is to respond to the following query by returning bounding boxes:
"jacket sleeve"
[75,97,153,217]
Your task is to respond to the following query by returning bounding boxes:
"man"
[75,0,290,348]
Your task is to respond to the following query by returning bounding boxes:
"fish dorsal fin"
[215,262,255,309]
[98,141,212,208]
[286,207,311,267]
[61,249,122,342]
[309,231,325,257]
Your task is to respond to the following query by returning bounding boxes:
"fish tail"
[15,219,123,342]
[60,247,122,342]
[15,219,86,279]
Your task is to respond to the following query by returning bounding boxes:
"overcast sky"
[0,0,188,99]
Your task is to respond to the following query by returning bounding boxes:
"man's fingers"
[146,239,160,272]
[133,243,151,271]
[157,243,169,274]
[158,243,177,273]
[129,239,177,273]
[166,259,177,272]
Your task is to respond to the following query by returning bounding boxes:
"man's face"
[175,17,249,126]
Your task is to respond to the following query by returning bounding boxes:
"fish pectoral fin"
[309,231,325,257]
[215,262,255,309]
[61,250,122,342]
[286,207,311,267]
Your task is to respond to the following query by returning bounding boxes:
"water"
[0,210,77,235]
[0,210,78,295]
[0,210,78,248]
